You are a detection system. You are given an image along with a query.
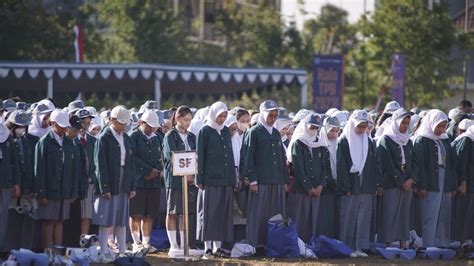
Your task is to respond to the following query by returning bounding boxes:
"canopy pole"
[47,77,53,98]
[155,78,161,109]
[300,82,308,108]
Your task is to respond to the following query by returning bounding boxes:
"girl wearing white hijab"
[286,113,327,242]
[275,108,292,150]
[196,102,235,258]
[189,106,210,136]
[451,125,474,243]
[413,109,457,248]
[377,109,415,248]
[241,100,289,247]
[337,110,378,257]
[316,116,341,239]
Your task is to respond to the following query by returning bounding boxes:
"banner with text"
[312,55,344,113]
[391,53,406,107]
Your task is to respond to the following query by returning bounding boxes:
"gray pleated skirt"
[340,194,373,251]
[246,184,286,247]
[92,167,129,227]
[196,186,234,242]
[80,184,95,219]
[0,189,10,251]
[36,199,70,221]
[316,189,339,239]
[421,167,451,247]
[379,188,412,243]
[287,192,321,243]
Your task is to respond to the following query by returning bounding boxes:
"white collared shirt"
[111,126,126,166]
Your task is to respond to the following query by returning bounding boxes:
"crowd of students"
[0,97,473,262]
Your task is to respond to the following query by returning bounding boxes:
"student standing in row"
[242,100,289,248]
[163,106,196,253]
[377,109,415,249]
[35,109,77,249]
[286,113,326,243]
[452,125,474,244]
[337,110,378,257]
[196,102,235,258]
[129,110,163,253]
[316,116,341,239]
[93,106,135,263]
[414,109,457,248]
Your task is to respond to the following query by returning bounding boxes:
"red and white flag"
[74,24,84,63]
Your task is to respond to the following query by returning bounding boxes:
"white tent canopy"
[0,62,308,108]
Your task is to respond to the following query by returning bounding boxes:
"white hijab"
[206,102,228,134]
[342,110,369,174]
[380,114,411,147]
[225,115,241,167]
[414,109,448,141]
[190,106,210,135]
[0,123,9,143]
[258,111,274,135]
[319,123,339,180]
[275,119,291,142]
[286,115,325,163]
[28,112,50,138]
[454,125,474,142]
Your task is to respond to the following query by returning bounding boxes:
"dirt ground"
[136,252,474,266]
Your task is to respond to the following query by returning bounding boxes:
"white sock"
[204,241,212,251]
[114,226,126,254]
[142,236,150,246]
[179,231,185,249]
[98,226,111,255]
[167,230,178,250]
[131,231,141,245]
[108,232,114,243]
[213,241,221,253]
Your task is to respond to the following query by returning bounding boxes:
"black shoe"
[202,249,213,260]
[255,247,266,257]
[214,248,230,258]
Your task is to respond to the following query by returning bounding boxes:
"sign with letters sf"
[172,151,197,176]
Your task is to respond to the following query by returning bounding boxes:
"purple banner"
[312,55,344,113]
[391,53,406,107]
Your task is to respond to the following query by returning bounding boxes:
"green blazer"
[94,127,135,195]
[453,136,474,193]
[377,136,415,190]
[241,124,289,185]
[414,136,457,192]
[13,135,31,195]
[0,137,20,189]
[289,140,328,194]
[34,131,78,200]
[129,129,163,189]
[163,128,196,190]
[337,135,379,195]
[196,125,236,187]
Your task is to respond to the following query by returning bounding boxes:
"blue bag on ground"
[310,235,352,258]
[150,227,170,251]
[266,214,299,258]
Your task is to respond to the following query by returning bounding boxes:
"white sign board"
[172,151,197,176]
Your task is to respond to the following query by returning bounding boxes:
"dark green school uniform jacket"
[337,135,379,195]
[12,136,29,194]
[34,131,78,200]
[22,134,40,195]
[0,136,20,189]
[453,136,474,193]
[377,136,416,190]
[289,140,329,194]
[129,129,163,189]
[196,125,236,187]
[163,127,196,190]
[77,134,96,199]
[94,127,135,195]
[241,124,290,185]
[413,136,457,192]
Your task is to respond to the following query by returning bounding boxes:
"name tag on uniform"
[172,151,197,176]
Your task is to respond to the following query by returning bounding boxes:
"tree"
[365,0,458,107]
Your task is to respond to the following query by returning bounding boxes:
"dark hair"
[235,108,250,120]
[171,105,192,126]
[459,100,472,108]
